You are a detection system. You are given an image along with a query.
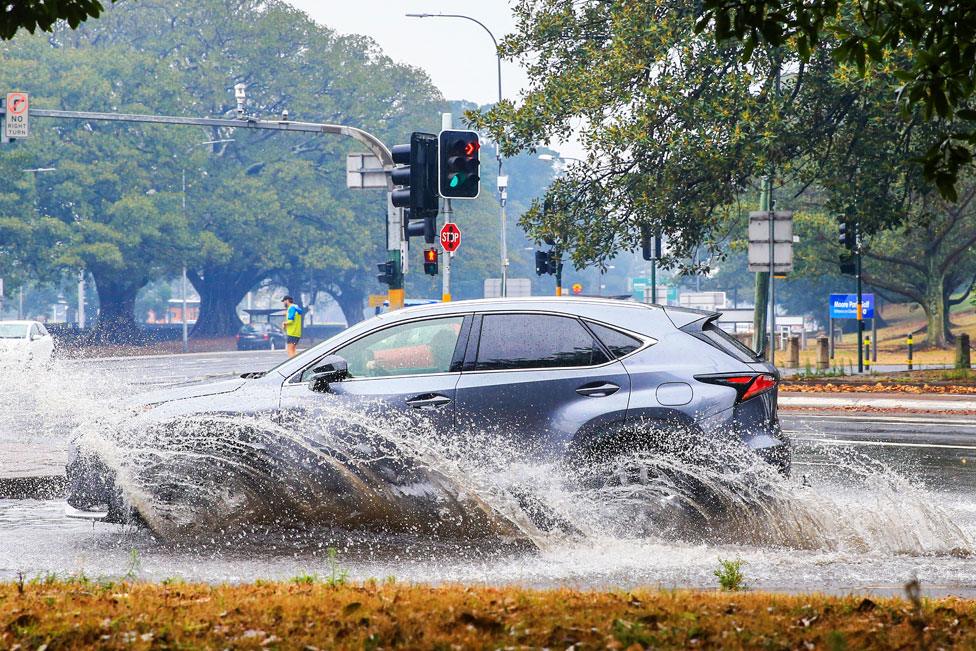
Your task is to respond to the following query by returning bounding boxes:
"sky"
[286,0,581,158]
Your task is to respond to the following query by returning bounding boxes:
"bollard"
[816,335,829,371]
[907,333,913,370]
[956,333,971,369]
[864,335,871,371]
[788,335,800,368]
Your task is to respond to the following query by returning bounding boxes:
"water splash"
[69,400,973,559]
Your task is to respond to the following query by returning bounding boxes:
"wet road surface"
[1,352,974,594]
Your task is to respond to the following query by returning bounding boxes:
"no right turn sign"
[4,92,29,139]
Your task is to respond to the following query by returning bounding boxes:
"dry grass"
[2,579,975,649]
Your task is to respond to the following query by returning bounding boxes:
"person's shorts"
[287,335,301,345]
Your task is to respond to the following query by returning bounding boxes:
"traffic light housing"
[392,132,439,242]
[535,250,559,276]
[377,260,400,286]
[838,220,857,251]
[641,228,662,261]
[439,129,480,199]
[403,209,437,244]
[839,254,856,275]
[423,248,438,276]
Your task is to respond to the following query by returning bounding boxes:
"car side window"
[475,314,609,371]
[301,316,465,381]
[37,324,49,337]
[586,322,643,358]
[30,324,40,339]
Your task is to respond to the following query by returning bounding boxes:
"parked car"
[66,297,787,526]
[0,320,55,366]
[236,322,286,351]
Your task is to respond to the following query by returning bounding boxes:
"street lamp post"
[406,12,508,294]
[180,139,234,353]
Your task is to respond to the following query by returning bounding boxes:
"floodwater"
[1,358,974,595]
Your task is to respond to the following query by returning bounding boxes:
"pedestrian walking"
[281,295,303,358]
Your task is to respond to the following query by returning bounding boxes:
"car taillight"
[235,334,240,340]
[695,373,777,403]
[263,333,269,340]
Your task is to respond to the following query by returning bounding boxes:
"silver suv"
[66,297,788,525]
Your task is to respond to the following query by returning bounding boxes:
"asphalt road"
[61,349,288,389]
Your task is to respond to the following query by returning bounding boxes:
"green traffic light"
[450,174,462,188]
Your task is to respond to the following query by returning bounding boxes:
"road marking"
[784,414,976,427]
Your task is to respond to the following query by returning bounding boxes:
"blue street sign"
[829,293,874,319]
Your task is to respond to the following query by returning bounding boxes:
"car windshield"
[0,324,28,339]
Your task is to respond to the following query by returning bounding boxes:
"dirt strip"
[2,580,973,649]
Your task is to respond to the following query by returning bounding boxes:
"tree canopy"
[696,0,976,199]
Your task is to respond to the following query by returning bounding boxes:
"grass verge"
[2,580,974,649]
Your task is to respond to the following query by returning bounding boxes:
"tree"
[0,37,192,341]
[0,0,118,40]
[472,0,875,275]
[697,0,976,199]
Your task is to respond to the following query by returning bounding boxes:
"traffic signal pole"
[857,242,864,373]
[441,113,454,302]
[0,98,408,310]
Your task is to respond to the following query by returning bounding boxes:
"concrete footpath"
[780,391,976,412]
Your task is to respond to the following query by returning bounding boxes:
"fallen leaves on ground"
[2,580,976,649]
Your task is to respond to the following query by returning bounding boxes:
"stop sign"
[440,222,461,252]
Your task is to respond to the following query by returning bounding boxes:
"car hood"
[133,377,249,407]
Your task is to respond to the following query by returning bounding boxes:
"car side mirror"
[308,355,349,393]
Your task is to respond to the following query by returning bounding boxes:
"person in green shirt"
[281,295,303,358]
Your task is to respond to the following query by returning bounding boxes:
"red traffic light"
[423,248,438,264]
[463,140,480,156]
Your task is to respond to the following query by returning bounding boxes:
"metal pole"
[441,113,454,302]
[555,257,563,296]
[856,243,864,373]
[77,271,85,329]
[828,314,834,360]
[181,167,189,353]
[872,315,877,362]
[18,286,23,320]
[651,258,657,304]
[181,265,189,353]
[405,13,506,296]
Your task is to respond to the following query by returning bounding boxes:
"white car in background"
[0,320,55,366]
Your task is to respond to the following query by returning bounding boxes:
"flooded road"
[2,353,974,595]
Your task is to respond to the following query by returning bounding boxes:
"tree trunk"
[335,283,366,327]
[922,269,952,348]
[89,273,146,344]
[189,268,262,338]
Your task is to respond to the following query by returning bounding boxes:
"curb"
[780,395,976,411]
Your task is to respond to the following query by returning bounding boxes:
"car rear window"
[586,322,643,358]
[697,321,761,363]
[475,314,609,370]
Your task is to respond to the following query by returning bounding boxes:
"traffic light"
[377,260,399,286]
[403,209,437,244]
[535,250,558,275]
[392,132,439,242]
[423,248,438,276]
[839,254,856,275]
[641,228,662,261]
[438,129,480,199]
[838,220,857,251]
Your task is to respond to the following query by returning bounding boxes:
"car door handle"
[405,393,452,409]
[576,382,620,397]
